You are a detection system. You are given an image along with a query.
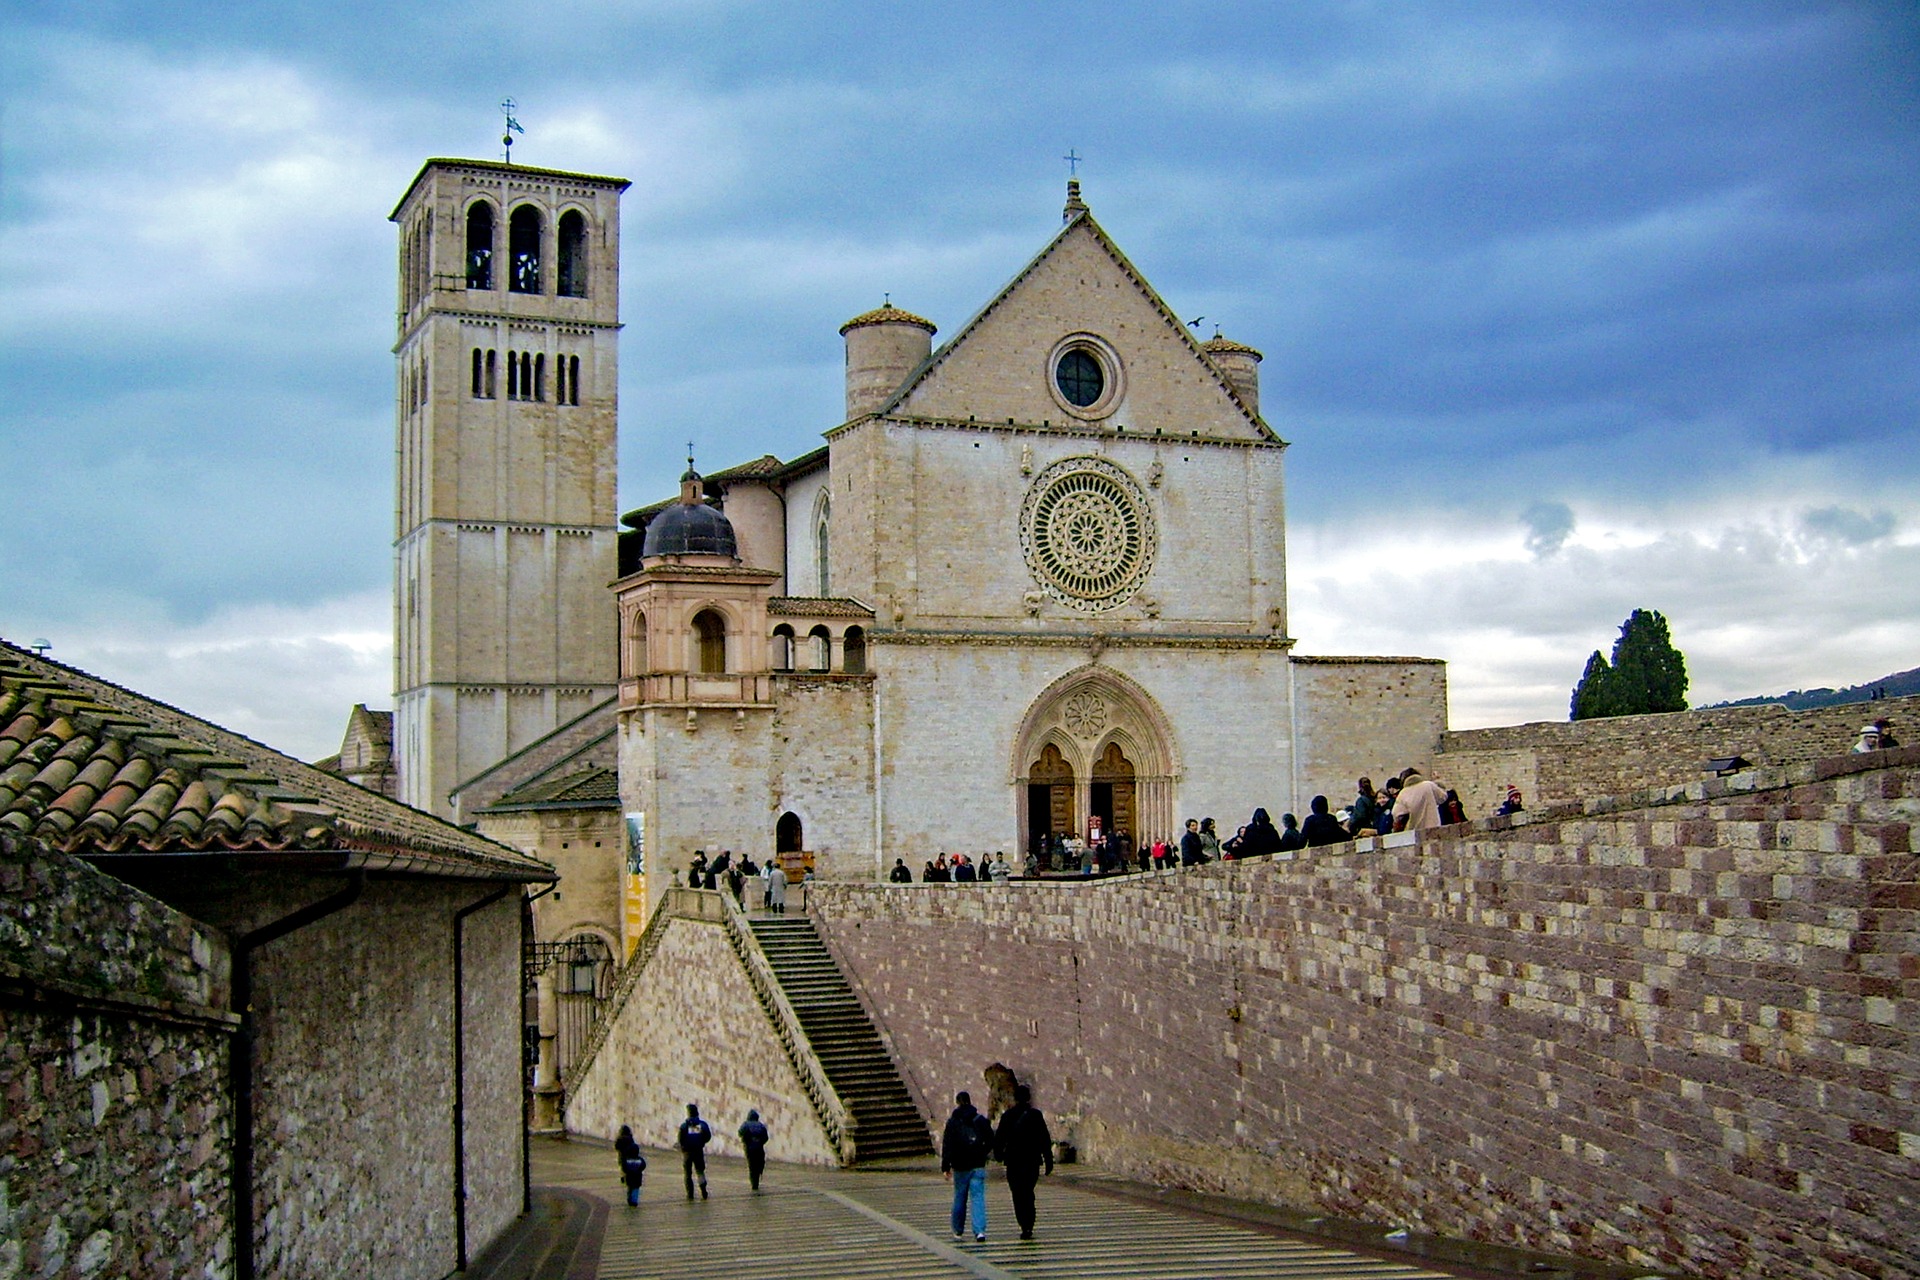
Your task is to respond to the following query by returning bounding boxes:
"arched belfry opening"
[509,205,543,294]
[465,201,495,290]
[1012,666,1177,858]
[557,209,588,298]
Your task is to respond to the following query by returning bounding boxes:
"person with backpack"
[677,1102,712,1199]
[994,1083,1054,1240]
[613,1124,647,1207]
[736,1109,770,1192]
[940,1090,995,1242]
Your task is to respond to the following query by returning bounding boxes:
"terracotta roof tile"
[767,597,876,619]
[484,765,619,811]
[0,639,552,881]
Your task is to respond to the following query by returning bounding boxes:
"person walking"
[678,1103,712,1199]
[994,1084,1054,1240]
[613,1124,647,1207]
[736,1110,770,1192]
[940,1090,995,1242]
[767,862,789,915]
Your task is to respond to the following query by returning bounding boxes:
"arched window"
[567,355,581,406]
[557,210,588,298]
[534,352,546,402]
[466,202,495,290]
[509,205,543,294]
[771,625,795,672]
[555,355,568,406]
[484,349,497,398]
[471,348,483,397]
[693,610,727,674]
[506,351,520,400]
[842,626,866,675]
[776,812,803,854]
[627,611,648,676]
[808,625,831,673]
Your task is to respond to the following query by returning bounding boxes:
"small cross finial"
[1063,148,1082,177]
[501,97,524,164]
[687,441,696,471]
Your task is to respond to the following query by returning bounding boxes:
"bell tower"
[389,159,628,818]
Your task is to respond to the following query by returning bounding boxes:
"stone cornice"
[826,412,1286,450]
[393,311,622,351]
[871,627,1295,652]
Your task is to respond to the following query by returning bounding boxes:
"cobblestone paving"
[532,1139,1463,1280]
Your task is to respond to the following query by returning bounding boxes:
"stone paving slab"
[520,1138,1466,1280]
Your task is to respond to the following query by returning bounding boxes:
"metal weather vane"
[501,98,524,164]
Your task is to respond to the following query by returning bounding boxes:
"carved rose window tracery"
[1062,690,1107,738]
[1020,456,1156,612]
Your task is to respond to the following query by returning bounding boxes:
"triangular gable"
[875,209,1277,443]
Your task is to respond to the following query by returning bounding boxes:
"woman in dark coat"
[1240,808,1283,858]
[614,1124,647,1206]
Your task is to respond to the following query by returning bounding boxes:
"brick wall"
[810,754,1919,1280]
[1437,693,1920,818]
[0,830,235,1280]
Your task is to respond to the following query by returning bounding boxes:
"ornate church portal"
[1014,667,1176,856]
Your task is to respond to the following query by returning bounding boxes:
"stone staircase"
[747,916,933,1162]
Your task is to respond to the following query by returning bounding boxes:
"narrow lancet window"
[567,355,581,406]
[534,353,545,402]
[485,349,497,398]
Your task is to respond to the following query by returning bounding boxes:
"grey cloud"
[1799,505,1895,546]
[1520,501,1576,557]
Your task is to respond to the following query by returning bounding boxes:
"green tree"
[1570,609,1689,720]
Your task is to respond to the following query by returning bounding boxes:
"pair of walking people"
[941,1085,1054,1242]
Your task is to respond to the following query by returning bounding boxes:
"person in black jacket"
[889,858,913,883]
[677,1103,712,1199]
[1301,795,1347,847]
[614,1124,647,1207]
[940,1091,995,1242]
[736,1109,769,1191]
[1240,808,1283,858]
[1178,818,1207,865]
[994,1084,1054,1240]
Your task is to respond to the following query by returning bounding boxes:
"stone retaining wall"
[809,754,1920,1280]
[1437,693,1920,817]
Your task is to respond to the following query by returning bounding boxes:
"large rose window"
[1019,457,1156,612]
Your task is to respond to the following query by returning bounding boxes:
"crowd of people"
[685,849,803,913]
[878,768,1502,884]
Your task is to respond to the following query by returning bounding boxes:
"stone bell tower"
[389,159,628,818]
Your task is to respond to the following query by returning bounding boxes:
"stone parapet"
[808,755,1920,1280]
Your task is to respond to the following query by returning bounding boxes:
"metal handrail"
[717,891,859,1166]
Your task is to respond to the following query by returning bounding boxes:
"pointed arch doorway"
[1012,667,1177,860]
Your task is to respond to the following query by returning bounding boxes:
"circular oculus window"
[1046,334,1123,420]
[1019,456,1156,611]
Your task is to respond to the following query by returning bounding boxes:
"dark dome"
[641,500,738,558]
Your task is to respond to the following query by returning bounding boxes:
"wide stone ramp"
[750,914,933,1162]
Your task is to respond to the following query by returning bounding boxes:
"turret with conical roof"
[840,300,936,420]
[1203,331,1264,417]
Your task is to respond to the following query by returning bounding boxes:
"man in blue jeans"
[940,1091,995,1242]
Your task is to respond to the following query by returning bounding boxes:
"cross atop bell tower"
[388,157,630,818]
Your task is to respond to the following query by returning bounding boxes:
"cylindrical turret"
[1203,333,1263,418]
[840,303,936,420]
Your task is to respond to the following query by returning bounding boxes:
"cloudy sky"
[1,2,1915,761]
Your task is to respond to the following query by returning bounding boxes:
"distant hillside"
[1704,667,1920,711]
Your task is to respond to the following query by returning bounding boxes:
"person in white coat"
[767,862,789,915]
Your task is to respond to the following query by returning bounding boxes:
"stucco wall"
[563,909,839,1166]
[810,755,1919,1280]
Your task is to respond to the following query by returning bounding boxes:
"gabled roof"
[481,766,619,813]
[0,640,552,881]
[864,203,1280,444]
[767,597,876,619]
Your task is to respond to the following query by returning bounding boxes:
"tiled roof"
[483,766,619,812]
[1202,334,1263,359]
[768,597,876,619]
[839,303,937,336]
[0,640,552,881]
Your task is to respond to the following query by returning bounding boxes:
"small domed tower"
[840,302,936,420]
[1202,332,1263,418]
[641,464,739,561]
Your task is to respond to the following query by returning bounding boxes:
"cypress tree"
[1570,610,1689,720]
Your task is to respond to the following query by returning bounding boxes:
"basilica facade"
[608,179,1446,901]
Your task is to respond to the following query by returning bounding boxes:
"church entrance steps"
[748,914,936,1164]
